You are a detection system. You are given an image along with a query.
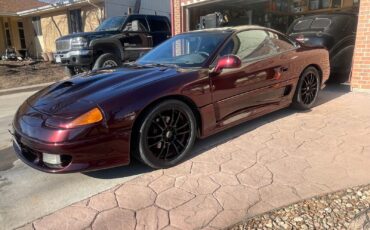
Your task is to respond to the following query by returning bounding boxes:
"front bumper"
[54,50,93,67]
[12,122,131,173]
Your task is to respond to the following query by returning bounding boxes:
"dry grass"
[0,60,66,89]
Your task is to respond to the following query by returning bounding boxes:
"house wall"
[351,0,370,91]
[105,0,170,18]
[38,3,103,53]
[0,16,24,55]
[40,11,69,52]
[0,17,6,54]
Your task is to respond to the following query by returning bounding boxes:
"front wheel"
[92,53,121,70]
[292,67,320,110]
[64,66,76,77]
[137,100,197,169]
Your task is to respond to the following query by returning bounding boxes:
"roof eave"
[17,0,103,16]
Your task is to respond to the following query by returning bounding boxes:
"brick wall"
[351,0,370,91]
[172,0,182,35]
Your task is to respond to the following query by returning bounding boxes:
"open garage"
[171,0,370,91]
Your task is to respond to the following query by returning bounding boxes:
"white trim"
[16,0,104,16]
[351,87,370,93]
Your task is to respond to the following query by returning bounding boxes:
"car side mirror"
[213,55,241,74]
[132,20,139,32]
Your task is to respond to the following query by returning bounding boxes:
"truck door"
[120,15,153,61]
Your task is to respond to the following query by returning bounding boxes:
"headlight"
[62,107,103,129]
[71,37,88,49]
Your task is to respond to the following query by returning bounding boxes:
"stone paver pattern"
[19,88,370,230]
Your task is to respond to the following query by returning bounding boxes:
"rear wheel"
[137,100,197,169]
[292,67,320,110]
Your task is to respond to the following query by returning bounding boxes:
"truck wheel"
[65,66,76,77]
[93,53,121,70]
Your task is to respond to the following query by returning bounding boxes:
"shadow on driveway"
[85,83,350,179]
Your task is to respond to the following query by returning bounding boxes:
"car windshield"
[96,16,127,32]
[137,32,231,68]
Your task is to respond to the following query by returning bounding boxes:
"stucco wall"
[81,5,103,32]
[39,4,103,53]
[40,11,69,52]
[0,17,6,54]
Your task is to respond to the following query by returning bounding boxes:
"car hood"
[27,66,181,118]
[56,30,120,41]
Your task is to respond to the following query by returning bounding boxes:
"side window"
[267,31,295,52]
[148,17,169,32]
[230,30,277,61]
[124,17,149,32]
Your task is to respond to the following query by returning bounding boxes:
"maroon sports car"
[12,26,330,173]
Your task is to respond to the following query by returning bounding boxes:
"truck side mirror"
[132,20,139,32]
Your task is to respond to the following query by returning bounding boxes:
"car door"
[210,29,293,124]
[120,16,153,61]
[147,16,171,47]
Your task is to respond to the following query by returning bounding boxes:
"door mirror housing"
[131,20,139,32]
[214,55,241,74]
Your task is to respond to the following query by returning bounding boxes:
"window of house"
[32,16,42,36]
[4,22,12,47]
[18,22,26,49]
[69,9,83,33]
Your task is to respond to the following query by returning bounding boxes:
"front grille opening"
[43,154,72,169]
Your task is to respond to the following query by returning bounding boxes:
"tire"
[137,100,197,169]
[64,66,76,77]
[292,67,320,110]
[92,53,121,70]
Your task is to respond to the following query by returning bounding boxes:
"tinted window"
[221,30,277,61]
[148,17,169,32]
[267,31,295,52]
[311,18,331,29]
[123,16,149,32]
[293,19,313,31]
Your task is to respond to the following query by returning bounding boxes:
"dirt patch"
[0,61,66,90]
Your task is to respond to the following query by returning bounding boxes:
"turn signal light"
[63,107,103,129]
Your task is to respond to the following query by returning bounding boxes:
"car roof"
[185,25,275,34]
[294,12,357,19]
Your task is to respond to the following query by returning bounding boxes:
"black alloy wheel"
[138,100,196,169]
[292,67,320,110]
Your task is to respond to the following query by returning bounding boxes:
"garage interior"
[185,0,359,33]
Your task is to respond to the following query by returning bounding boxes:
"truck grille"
[56,39,71,52]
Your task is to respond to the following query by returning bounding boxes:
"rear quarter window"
[311,18,331,29]
[293,19,313,31]
[148,17,169,32]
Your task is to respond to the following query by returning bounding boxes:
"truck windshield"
[96,16,127,32]
[137,32,231,68]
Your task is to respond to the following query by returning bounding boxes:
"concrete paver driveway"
[17,85,370,229]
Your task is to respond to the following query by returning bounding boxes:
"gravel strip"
[230,185,370,230]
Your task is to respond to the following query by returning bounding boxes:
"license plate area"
[55,55,62,63]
